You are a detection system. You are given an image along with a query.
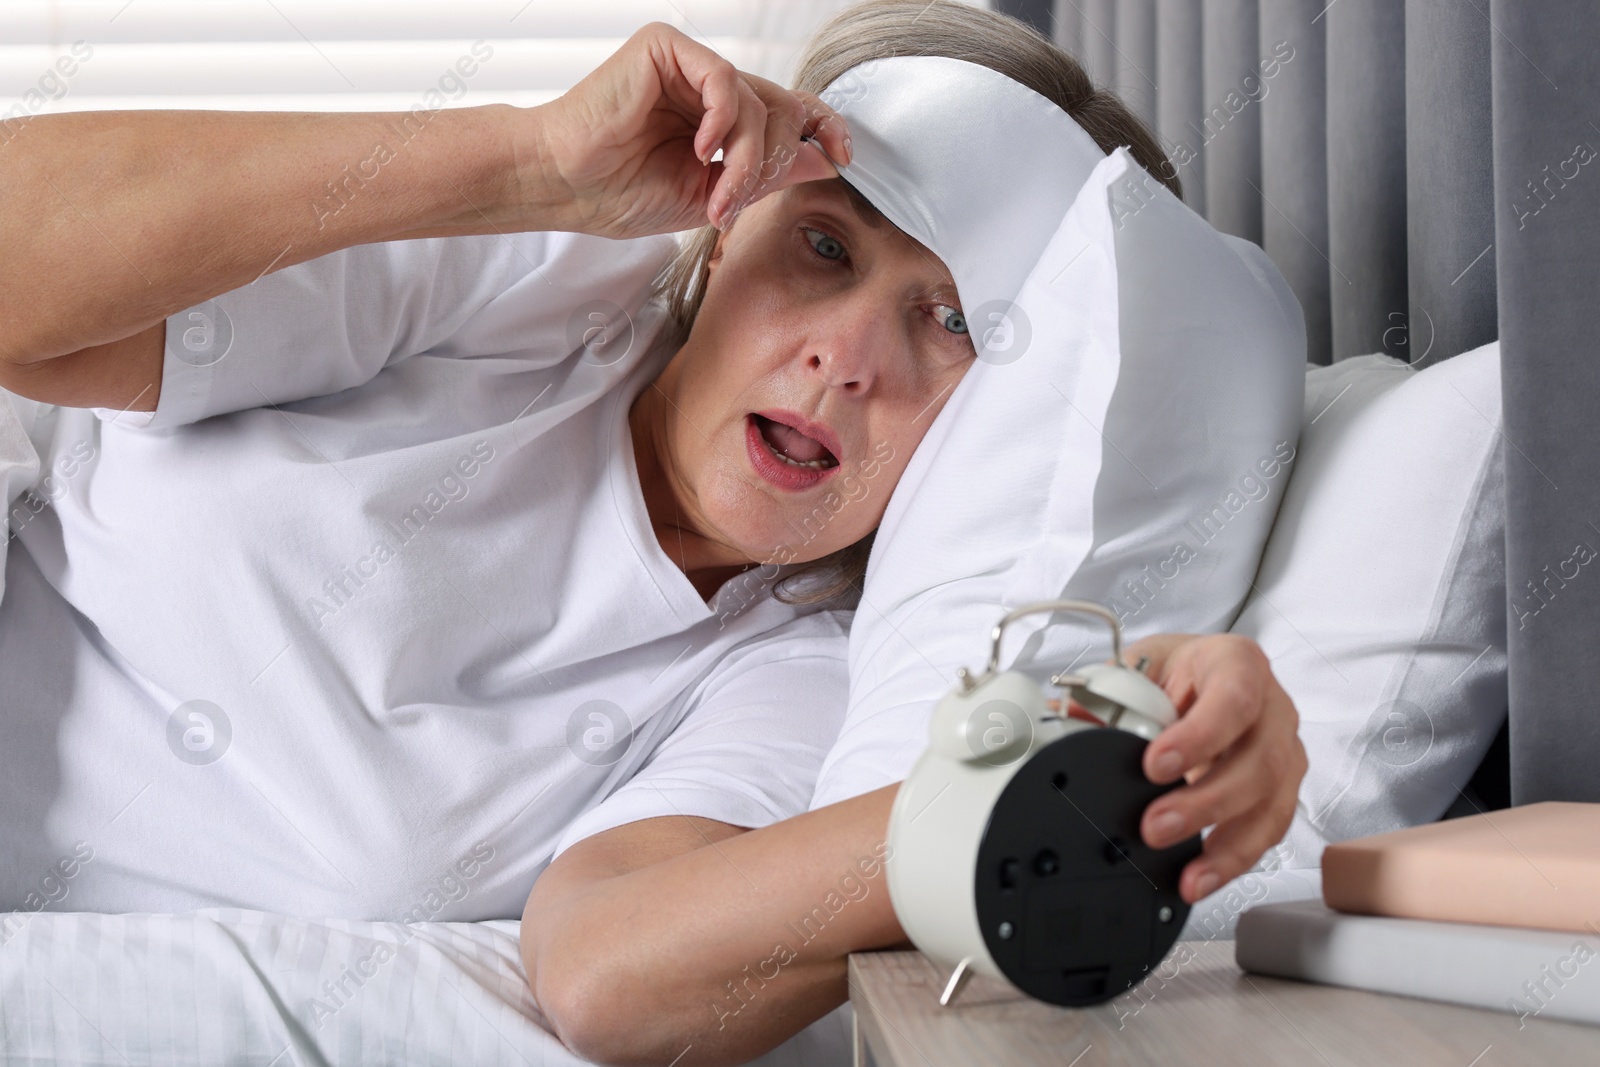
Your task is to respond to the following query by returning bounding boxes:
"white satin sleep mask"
[819,55,1110,336]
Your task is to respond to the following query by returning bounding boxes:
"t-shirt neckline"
[606,311,777,628]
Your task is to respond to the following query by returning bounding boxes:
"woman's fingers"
[541,21,855,236]
[641,24,740,161]
[1141,715,1299,849]
[794,89,853,167]
[708,78,769,227]
[1122,633,1192,685]
[714,77,854,227]
[1178,776,1302,902]
[1124,632,1306,902]
[1142,634,1271,785]
[690,63,741,165]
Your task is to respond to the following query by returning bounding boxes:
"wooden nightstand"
[847,942,1600,1065]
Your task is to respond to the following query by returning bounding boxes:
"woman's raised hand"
[527,22,850,238]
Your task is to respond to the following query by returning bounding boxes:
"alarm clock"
[884,599,1204,1008]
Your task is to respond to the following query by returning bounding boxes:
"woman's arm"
[523,789,902,1067]
[523,632,1306,1066]
[0,106,528,412]
[0,107,530,378]
[0,24,848,407]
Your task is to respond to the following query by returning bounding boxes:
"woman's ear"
[706,230,727,276]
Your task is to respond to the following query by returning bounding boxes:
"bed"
[0,336,1503,1062]
[7,0,1597,1063]
[0,908,852,1064]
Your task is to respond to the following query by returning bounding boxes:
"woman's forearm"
[0,104,557,365]
[523,785,905,1067]
[1,22,855,378]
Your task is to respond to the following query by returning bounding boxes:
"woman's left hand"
[1126,633,1307,903]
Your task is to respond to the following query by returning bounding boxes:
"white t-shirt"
[0,231,851,921]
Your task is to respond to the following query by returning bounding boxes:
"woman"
[0,1,1305,1063]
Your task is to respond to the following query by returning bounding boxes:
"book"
[1322,801,1600,933]
[1236,899,1600,1028]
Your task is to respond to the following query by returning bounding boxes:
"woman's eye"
[803,227,847,261]
[934,305,968,336]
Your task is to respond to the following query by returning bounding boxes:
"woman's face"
[642,177,977,570]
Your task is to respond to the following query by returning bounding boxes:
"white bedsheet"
[0,910,852,1065]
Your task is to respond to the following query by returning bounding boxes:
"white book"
[1236,899,1600,1029]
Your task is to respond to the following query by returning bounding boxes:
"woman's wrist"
[383,102,578,239]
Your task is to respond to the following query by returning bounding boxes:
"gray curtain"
[1034,0,1502,368]
[1001,0,1055,36]
[1201,0,1262,244]
[1081,0,1119,89]
[1325,0,1408,361]
[1493,1,1600,804]
[1152,0,1206,211]
[1054,0,1082,55]
[1406,0,1495,369]
[1113,0,1158,127]
[1016,0,1600,804]
[1259,0,1330,365]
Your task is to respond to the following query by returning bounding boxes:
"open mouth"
[745,412,842,492]
[751,413,839,470]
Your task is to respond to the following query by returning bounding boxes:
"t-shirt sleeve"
[550,610,853,859]
[94,230,676,431]
[807,693,932,811]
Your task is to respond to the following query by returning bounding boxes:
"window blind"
[0,0,889,116]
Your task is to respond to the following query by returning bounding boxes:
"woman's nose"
[806,297,890,392]
[808,348,870,391]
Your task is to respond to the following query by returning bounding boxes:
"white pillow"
[1230,341,1508,870]
[809,149,1306,809]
